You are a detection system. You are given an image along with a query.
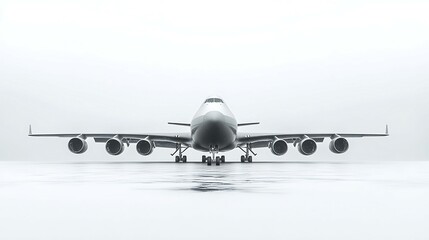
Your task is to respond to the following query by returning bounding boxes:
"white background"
[1,0,428,161]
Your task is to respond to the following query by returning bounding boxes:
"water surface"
[1,160,428,240]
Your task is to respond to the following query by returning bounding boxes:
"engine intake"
[105,137,124,155]
[68,137,88,154]
[298,138,317,155]
[271,139,288,156]
[329,137,349,154]
[136,139,153,156]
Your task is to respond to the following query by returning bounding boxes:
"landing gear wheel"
[175,156,180,163]
[216,156,220,166]
[182,155,187,163]
[247,156,253,162]
[240,155,245,163]
[207,157,212,166]
[202,155,206,163]
[220,155,225,163]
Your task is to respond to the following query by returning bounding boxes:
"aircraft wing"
[28,126,192,148]
[237,125,389,147]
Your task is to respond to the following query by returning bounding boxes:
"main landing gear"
[202,145,225,166]
[171,143,189,163]
[238,143,256,163]
[240,155,252,162]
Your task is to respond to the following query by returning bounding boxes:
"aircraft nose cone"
[204,111,224,123]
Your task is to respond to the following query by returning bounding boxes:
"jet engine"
[298,138,317,155]
[68,137,88,154]
[270,139,288,156]
[136,139,154,156]
[105,137,125,155]
[329,137,349,154]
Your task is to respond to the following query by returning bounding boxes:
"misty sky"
[0,0,428,161]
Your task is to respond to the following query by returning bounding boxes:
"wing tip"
[385,124,389,135]
[28,124,32,136]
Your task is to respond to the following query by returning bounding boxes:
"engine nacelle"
[329,137,349,154]
[136,139,154,156]
[68,137,88,154]
[105,137,124,155]
[270,139,288,156]
[298,138,317,155]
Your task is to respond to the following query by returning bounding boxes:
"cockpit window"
[205,98,223,103]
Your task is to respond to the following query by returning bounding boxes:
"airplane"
[29,96,389,166]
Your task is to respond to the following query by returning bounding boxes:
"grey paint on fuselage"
[190,97,237,152]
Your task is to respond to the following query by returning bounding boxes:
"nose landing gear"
[204,145,225,166]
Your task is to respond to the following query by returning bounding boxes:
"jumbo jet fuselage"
[191,99,237,152]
